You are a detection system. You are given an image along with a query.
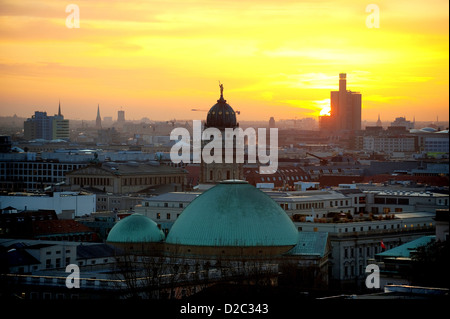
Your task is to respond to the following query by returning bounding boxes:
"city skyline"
[0,0,448,122]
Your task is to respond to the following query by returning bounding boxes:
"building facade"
[295,211,436,289]
[24,107,69,141]
[66,162,187,194]
[0,152,87,192]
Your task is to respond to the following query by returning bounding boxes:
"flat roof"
[145,192,202,202]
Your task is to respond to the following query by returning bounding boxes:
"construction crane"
[306,152,329,166]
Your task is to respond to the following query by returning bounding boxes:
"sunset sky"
[0,0,448,122]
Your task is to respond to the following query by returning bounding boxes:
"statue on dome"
[219,82,224,98]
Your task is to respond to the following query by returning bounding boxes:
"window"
[386,198,397,204]
[156,213,161,220]
[167,213,171,220]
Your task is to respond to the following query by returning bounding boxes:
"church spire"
[96,104,102,129]
[58,99,62,117]
[376,114,382,127]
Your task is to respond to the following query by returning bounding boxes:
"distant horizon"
[0,112,447,126]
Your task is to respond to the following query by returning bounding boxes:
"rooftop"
[285,232,329,257]
[376,235,435,259]
[144,192,202,203]
[107,213,165,243]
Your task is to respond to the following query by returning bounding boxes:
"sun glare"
[316,99,331,116]
[319,106,331,116]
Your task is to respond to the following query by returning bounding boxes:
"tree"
[410,240,450,288]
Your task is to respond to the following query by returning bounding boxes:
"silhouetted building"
[117,110,125,127]
[96,104,102,129]
[391,116,414,130]
[319,73,361,133]
[23,102,69,141]
[269,117,276,128]
[376,114,382,127]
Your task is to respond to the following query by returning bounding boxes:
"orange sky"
[0,0,448,122]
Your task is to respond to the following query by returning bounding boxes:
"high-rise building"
[320,73,362,132]
[117,110,125,124]
[23,102,70,141]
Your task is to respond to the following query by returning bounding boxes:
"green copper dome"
[166,180,298,247]
[107,213,165,243]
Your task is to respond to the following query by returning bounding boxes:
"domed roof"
[107,213,165,243]
[166,180,299,247]
[205,85,238,129]
[420,127,437,132]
